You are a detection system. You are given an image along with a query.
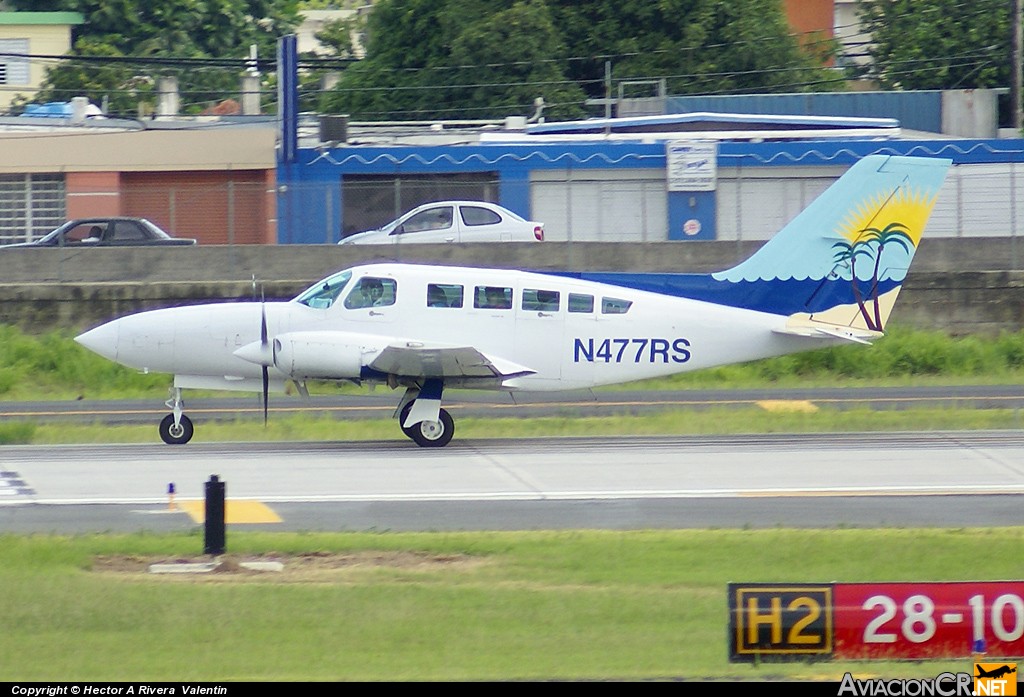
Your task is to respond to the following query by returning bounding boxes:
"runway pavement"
[1,431,1022,533]
[3,384,1024,425]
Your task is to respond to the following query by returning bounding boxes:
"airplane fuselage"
[78,263,832,393]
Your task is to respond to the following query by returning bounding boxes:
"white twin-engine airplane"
[76,154,951,447]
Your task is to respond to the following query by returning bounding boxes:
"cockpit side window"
[344,276,397,309]
[294,270,352,309]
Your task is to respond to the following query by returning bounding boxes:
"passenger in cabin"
[427,285,449,307]
[482,286,510,309]
[535,290,558,311]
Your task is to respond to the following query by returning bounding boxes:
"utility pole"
[1014,0,1023,131]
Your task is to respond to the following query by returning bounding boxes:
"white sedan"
[339,201,544,245]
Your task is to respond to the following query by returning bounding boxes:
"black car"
[1,217,196,248]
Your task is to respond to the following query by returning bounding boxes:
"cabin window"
[474,285,512,310]
[568,293,594,313]
[522,289,560,312]
[427,283,463,308]
[601,297,633,314]
[344,276,397,309]
[295,270,352,309]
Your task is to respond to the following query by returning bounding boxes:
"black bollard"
[204,474,226,555]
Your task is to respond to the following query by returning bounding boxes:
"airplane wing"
[369,343,535,379]
[237,330,537,381]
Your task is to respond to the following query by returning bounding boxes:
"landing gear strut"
[160,387,194,445]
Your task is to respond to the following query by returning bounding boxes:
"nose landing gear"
[159,387,194,445]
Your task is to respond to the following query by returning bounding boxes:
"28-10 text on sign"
[729,582,1024,661]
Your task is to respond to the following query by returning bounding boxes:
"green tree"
[441,0,587,119]
[320,0,586,120]
[855,0,1010,90]
[319,0,839,121]
[25,0,302,115]
[546,0,841,98]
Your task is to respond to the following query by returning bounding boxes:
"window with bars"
[0,174,67,244]
[0,39,30,85]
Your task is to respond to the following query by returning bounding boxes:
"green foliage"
[547,0,842,98]
[855,0,1010,90]
[0,325,167,398]
[0,422,36,444]
[321,0,840,120]
[321,0,585,120]
[660,326,1024,385]
[29,0,302,115]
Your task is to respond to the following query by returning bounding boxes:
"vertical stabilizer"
[715,155,951,333]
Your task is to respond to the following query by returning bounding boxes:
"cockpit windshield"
[294,270,353,309]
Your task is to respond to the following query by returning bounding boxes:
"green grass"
[4,406,1022,445]
[3,324,1024,400]
[0,529,1017,681]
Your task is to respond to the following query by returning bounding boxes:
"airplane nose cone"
[75,321,120,362]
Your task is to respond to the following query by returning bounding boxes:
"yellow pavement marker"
[755,400,819,413]
[175,500,282,524]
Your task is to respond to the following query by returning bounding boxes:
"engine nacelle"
[272,331,373,379]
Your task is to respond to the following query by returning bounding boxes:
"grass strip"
[0,528,1018,682]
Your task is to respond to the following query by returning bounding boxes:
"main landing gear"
[399,401,455,448]
[159,387,194,445]
[397,379,454,447]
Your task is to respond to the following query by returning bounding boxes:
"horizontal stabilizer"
[773,315,883,345]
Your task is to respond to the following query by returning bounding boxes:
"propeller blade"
[260,288,268,426]
[262,365,269,426]
[260,289,268,347]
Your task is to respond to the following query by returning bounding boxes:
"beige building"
[0,11,83,112]
[0,123,278,245]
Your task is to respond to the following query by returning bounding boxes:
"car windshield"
[294,270,352,309]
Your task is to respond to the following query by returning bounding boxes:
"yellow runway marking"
[755,400,819,413]
[175,500,282,524]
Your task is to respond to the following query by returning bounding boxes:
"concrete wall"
[0,239,1021,334]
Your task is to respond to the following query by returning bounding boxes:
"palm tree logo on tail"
[832,221,914,331]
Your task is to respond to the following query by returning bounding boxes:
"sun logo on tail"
[830,187,938,331]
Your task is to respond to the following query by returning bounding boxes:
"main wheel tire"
[159,413,194,445]
[409,408,454,448]
[398,402,418,440]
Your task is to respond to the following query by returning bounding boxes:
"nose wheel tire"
[400,406,454,447]
[159,414,194,445]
